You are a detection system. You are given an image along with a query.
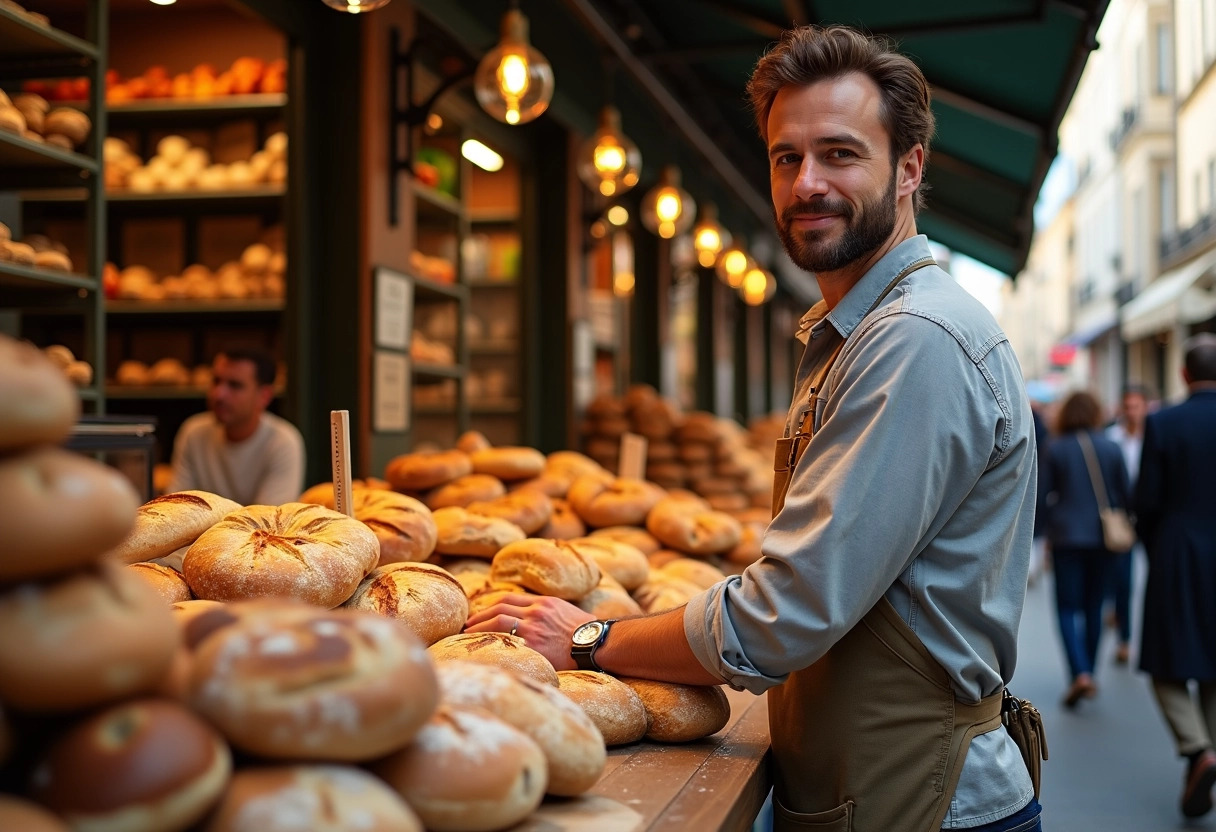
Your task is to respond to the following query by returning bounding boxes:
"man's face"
[766,73,904,273]
[208,355,267,427]
[1122,393,1148,427]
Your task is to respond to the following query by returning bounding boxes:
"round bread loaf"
[675,412,724,444]
[128,562,192,603]
[373,705,546,832]
[588,525,662,555]
[534,497,586,539]
[342,561,468,646]
[432,506,525,557]
[30,698,231,832]
[0,561,179,711]
[106,490,242,565]
[469,446,546,481]
[455,430,492,454]
[646,441,679,462]
[188,601,437,760]
[558,670,648,746]
[297,477,392,508]
[659,557,728,590]
[0,334,78,451]
[585,394,626,420]
[437,661,606,795]
[428,632,558,687]
[466,490,553,535]
[183,503,379,607]
[489,539,601,600]
[204,765,422,832]
[0,797,69,832]
[465,581,538,615]
[631,573,704,614]
[350,489,437,566]
[545,450,604,481]
[565,537,649,591]
[385,450,472,491]
[0,446,140,582]
[678,442,714,464]
[576,572,644,619]
[425,474,505,510]
[567,475,665,528]
[647,548,686,569]
[158,600,228,700]
[510,470,573,498]
[706,493,750,513]
[453,570,492,599]
[621,678,731,743]
[646,498,743,556]
[590,415,631,438]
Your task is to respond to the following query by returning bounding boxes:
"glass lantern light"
[640,165,696,240]
[692,202,730,268]
[474,5,555,126]
[321,0,391,12]
[715,244,752,288]
[740,266,777,306]
[577,106,642,197]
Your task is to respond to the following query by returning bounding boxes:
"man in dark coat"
[1137,333,1216,818]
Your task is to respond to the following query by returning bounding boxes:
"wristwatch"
[571,619,616,672]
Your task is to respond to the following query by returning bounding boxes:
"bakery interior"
[0,0,1103,829]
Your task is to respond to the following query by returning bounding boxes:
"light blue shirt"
[684,236,1037,828]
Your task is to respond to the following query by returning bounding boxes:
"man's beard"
[776,173,897,273]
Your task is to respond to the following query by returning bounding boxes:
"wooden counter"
[516,689,771,832]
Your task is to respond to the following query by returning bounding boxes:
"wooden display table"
[518,689,771,832]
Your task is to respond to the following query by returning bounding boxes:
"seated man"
[168,348,303,506]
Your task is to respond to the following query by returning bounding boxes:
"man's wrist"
[570,619,615,671]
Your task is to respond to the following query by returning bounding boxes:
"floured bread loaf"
[385,450,472,491]
[558,669,648,746]
[428,632,558,687]
[432,506,525,558]
[632,573,704,614]
[349,489,437,566]
[621,678,731,743]
[107,491,241,565]
[342,561,468,646]
[490,539,600,600]
[565,537,649,591]
[183,503,379,607]
[188,600,437,760]
[297,477,392,508]
[128,562,192,603]
[658,557,728,590]
[437,661,606,796]
[576,572,643,619]
[374,705,546,832]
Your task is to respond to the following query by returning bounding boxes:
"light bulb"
[474,10,554,126]
[321,0,391,11]
[606,205,629,226]
[640,165,696,240]
[655,192,681,223]
[741,268,776,305]
[577,106,642,198]
[692,202,730,269]
[716,246,751,288]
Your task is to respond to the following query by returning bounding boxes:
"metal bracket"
[389,26,472,226]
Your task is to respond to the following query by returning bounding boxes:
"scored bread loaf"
[424,474,506,510]
[621,678,731,743]
[632,573,704,614]
[428,632,559,687]
[489,539,601,600]
[127,562,192,603]
[106,490,241,565]
[567,475,665,528]
[576,572,644,620]
[658,557,728,590]
[342,561,468,646]
[565,537,649,591]
[558,669,649,746]
[349,489,437,566]
[385,450,472,491]
[645,497,743,557]
[533,497,586,539]
[432,506,526,558]
[466,490,553,536]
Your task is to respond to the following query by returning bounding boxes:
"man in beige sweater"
[168,348,303,506]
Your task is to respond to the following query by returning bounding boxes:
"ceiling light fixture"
[577,106,641,197]
[740,266,777,305]
[321,0,391,12]
[474,1,554,126]
[461,139,504,172]
[640,165,695,240]
[715,244,752,288]
[692,202,730,268]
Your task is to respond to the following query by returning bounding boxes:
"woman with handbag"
[1044,391,1133,707]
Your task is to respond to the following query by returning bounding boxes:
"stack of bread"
[40,344,92,388]
[411,331,455,366]
[72,58,288,104]
[109,240,286,302]
[106,131,287,193]
[0,224,74,273]
[0,90,90,150]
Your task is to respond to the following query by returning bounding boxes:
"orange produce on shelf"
[107,85,134,104]
[170,74,192,98]
[52,79,75,101]
[213,72,235,96]
[230,57,264,95]
[126,77,150,99]
[260,59,286,94]
[71,78,89,99]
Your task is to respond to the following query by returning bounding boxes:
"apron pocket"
[773,796,853,830]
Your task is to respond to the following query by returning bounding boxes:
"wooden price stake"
[330,410,354,517]
[618,432,648,481]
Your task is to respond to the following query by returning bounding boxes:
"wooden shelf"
[0,261,96,292]
[470,341,517,356]
[109,185,285,208]
[466,278,518,289]
[0,130,97,173]
[0,7,98,62]
[105,385,285,400]
[412,363,465,380]
[469,209,519,224]
[107,299,284,315]
[61,93,286,124]
[409,273,466,302]
[412,181,463,219]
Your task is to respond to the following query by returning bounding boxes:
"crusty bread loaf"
[188,601,437,760]
[432,506,526,557]
[342,561,468,646]
[567,475,665,528]
[0,334,79,452]
[385,450,472,491]
[545,450,605,481]
[297,477,392,508]
[424,474,505,510]
[128,561,192,603]
[558,669,648,746]
[428,632,559,687]
[469,446,546,481]
[647,548,686,569]
[455,430,492,454]
[646,497,743,556]
[490,539,601,600]
[436,661,606,796]
[576,572,644,620]
[621,677,731,743]
[0,561,179,711]
[183,503,379,608]
[466,490,553,535]
[205,765,423,832]
[0,446,140,581]
[631,573,704,614]
[534,497,586,539]
[588,525,662,555]
[706,493,749,512]
[465,581,538,615]
[30,698,231,832]
[658,557,728,590]
[565,537,649,591]
[510,470,573,499]
[373,706,546,832]
[0,796,70,832]
[349,489,437,566]
[106,490,241,565]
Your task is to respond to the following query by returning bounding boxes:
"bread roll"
[469,446,546,481]
[466,490,553,535]
[558,669,648,746]
[576,572,644,619]
[465,580,538,615]
[631,573,704,614]
[373,706,546,832]
[43,108,90,145]
[545,450,604,481]
[188,601,437,760]
[349,489,437,566]
[567,475,665,528]
[437,661,607,795]
[587,525,661,555]
[0,561,179,711]
[490,539,600,600]
[385,450,472,491]
[534,497,586,539]
[342,562,468,646]
[621,678,731,743]
[432,506,525,557]
[424,473,506,510]
[565,536,649,591]
[658,557,727,590]
[0,334,79,451]
[675,412,725,444]
[510,470,573,499]
[646,497,743,556]
[428,632,558,687]
[204,765,422,832]
[106,490,241,565]
[455,430,492,454]
[183,503,379,608]
[0,447,140,582]
[726,520,765,566]
[296,477,392,508]
[647,548,686,569]
[0,797,69,832]
[30,699,231,832]
[128,561,192,603]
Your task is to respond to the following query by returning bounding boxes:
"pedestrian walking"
[1105,384,1150,665]
[1136,334,1216,819]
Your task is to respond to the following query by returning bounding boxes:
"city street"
[1014,555,1207,832]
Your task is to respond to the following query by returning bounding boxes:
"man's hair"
[1122,383,1151,400]
[1184,333,1216,382]
[1056,390,1103,433]
[217,347,276,387]
[746,24,935,212]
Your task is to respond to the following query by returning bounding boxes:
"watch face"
[572,621,606,646]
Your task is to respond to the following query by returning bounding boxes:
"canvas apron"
[768,258,1004,832]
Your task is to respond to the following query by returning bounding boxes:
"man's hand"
[464,594,596,671]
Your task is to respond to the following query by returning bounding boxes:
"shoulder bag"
[1076,431,1136,553]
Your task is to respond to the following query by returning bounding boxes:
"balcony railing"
[1160,212,1216,262]
[1108,105,1139,152]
